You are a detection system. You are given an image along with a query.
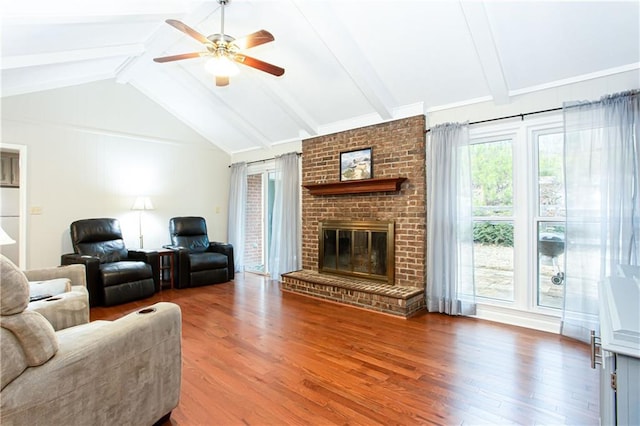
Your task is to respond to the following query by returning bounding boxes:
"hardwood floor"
[91,273,599,425]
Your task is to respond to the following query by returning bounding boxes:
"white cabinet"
[596,276,640,425]
[0,151,19,187]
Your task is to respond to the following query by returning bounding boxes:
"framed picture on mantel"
[340,147,372,181]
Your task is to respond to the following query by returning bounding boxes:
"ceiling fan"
[153,0,284,87]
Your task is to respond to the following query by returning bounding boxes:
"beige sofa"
[24,263,90,330]
[0,254,182,426]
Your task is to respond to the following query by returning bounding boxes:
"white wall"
[1,80,231,268]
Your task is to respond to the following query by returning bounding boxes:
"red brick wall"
[301,115,426,288]
[244,173,263,267]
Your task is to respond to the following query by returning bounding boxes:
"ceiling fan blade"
[165,19,210,45]
[234,54,284,77]
[216,76,230,87]
[153,52,204,63]
[233,30,275,50]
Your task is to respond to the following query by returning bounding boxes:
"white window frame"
[469,114,565,332]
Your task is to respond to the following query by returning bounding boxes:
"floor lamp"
[131,196,154,249]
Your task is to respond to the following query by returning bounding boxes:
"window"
[535,132,565,309]
[470,138,515,301]
[469,117,565,315]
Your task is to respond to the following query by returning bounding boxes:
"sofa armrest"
[60,254,102,307]
[209,242,235,280]
[23,264,87,288]
[0,302,182,426]
[26,287,90,331]
[128,250,160,291]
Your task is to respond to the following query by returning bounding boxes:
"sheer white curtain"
[426,122,476,315]
[269,152,301,281]
[562,90,639,342]
[228,162,247,272]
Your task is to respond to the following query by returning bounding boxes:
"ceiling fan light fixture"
[154,0,284,86]
[204,55,239,77]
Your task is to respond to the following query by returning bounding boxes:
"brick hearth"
[286,115,427,317]
[281,270,425,317]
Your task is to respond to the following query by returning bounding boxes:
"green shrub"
[473,222,513,246]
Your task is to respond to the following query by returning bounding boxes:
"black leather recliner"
[166,216,234,288]
[61,218,159,307]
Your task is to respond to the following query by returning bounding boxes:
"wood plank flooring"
[91,273,599,425]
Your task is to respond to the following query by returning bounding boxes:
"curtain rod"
[228,152,302,168]
[424,106,563,133]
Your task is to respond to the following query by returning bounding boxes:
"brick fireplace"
[281,115,427,317]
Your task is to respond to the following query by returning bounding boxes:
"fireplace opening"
[319,220,395,284]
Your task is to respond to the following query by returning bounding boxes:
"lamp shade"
[0,225,16,245]
[204,56,239,77]
[131,196,154,211]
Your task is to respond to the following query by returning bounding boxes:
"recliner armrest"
[209,242,234,280]
[127,249,158,265]
[61,254,102,306]
[163,245,191,288]
[128,250,160,291]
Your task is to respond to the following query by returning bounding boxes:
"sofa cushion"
[29,278,71,299]
[0,311,58,367]
[0,256,59,385]
[0,255,29,316]
[0,328,27,390]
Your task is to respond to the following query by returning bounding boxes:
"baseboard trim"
[473,304,561,334]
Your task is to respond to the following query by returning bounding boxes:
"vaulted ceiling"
[2,1,639,155]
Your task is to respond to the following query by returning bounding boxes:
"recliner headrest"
[170,217,207,237]
[71,218,123,244]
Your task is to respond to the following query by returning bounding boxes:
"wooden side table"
[157,248,175,290]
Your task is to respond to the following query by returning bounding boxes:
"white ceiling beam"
[291,0,396,121]
[1,44,145,70]
[460,1,510,104]
[255,77,318,137]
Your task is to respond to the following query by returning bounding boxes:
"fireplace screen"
[319,220,394,284]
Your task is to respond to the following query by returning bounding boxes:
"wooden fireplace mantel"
[303,177,407,196]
